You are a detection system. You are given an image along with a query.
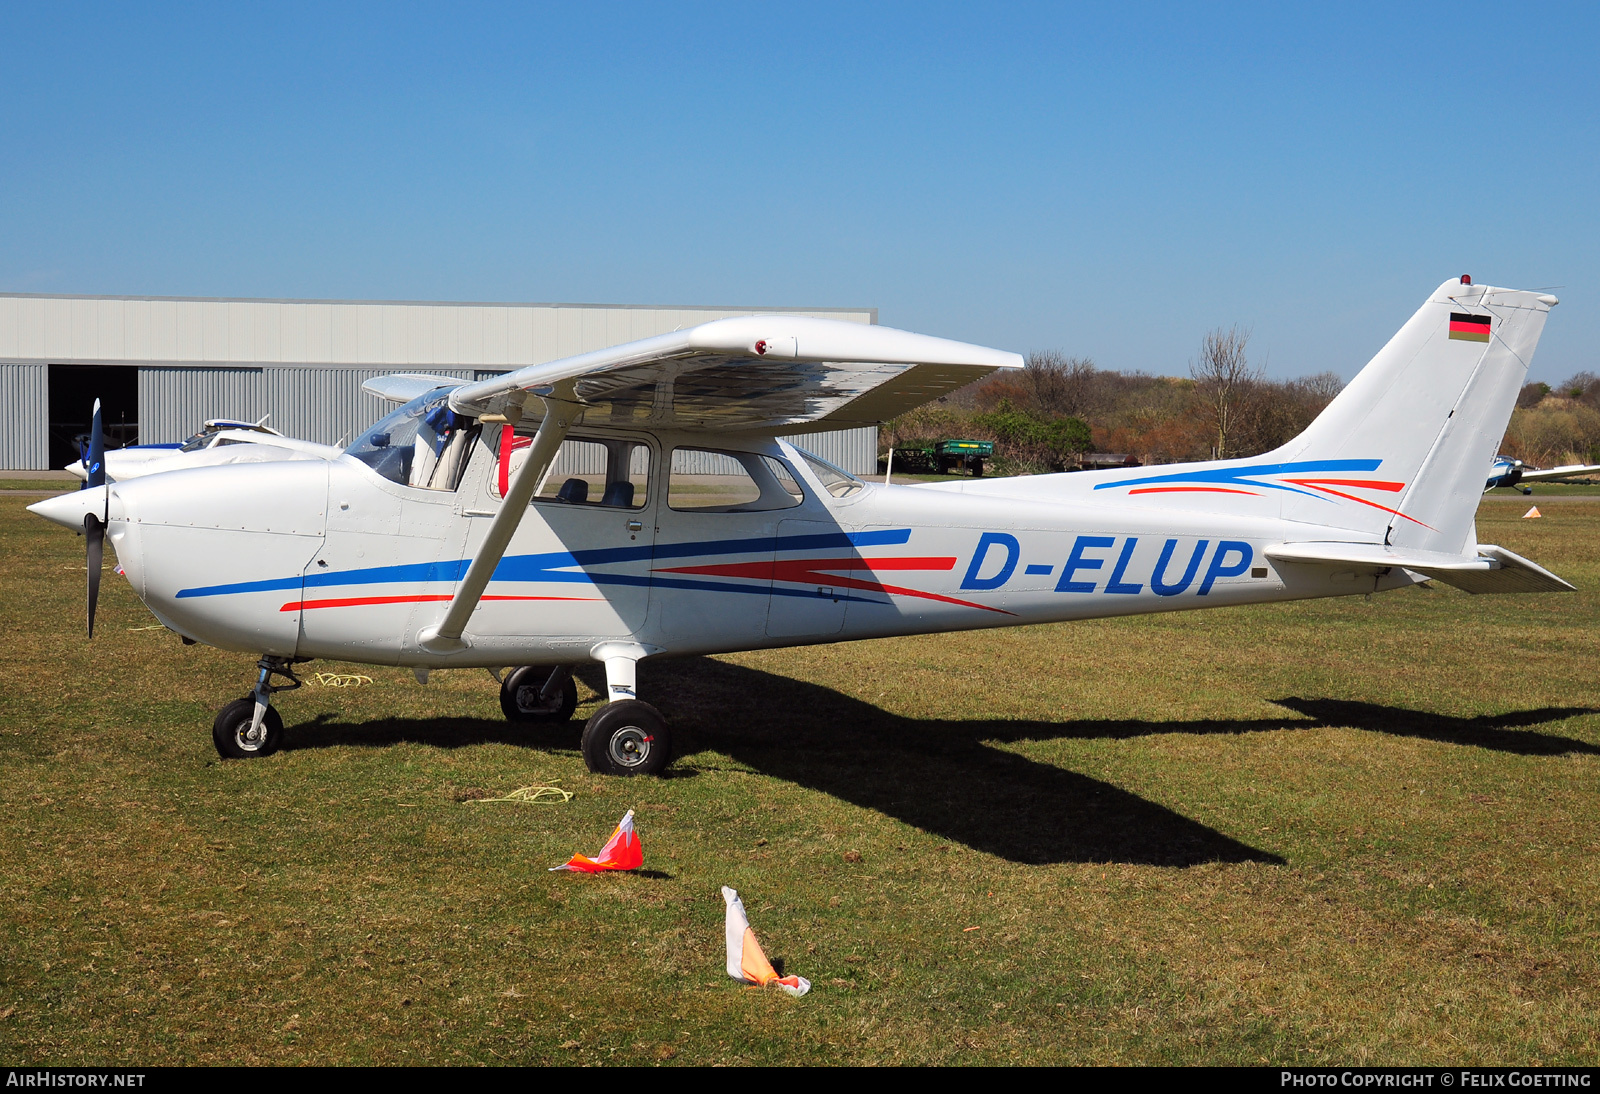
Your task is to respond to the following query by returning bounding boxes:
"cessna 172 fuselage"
[29,278,1572,775]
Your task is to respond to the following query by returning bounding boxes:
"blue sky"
[2,3,1596,381]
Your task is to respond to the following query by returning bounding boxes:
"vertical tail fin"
[1274,277,1556,552]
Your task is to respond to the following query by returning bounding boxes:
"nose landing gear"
[212,657,303,759]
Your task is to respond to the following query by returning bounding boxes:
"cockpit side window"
[489,427,651,510]
[792,446,864,498]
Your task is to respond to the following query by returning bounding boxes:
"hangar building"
[0,293,880,473]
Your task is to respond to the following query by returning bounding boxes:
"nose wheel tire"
[499,666,579,723]
[581,700,671,776]
[212,697,284,759]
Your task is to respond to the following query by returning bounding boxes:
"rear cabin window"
[668,449,804,512]
[491,428,651,510]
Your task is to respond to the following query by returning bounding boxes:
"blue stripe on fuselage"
[1094,459,1383,499]
[175,527,912,599]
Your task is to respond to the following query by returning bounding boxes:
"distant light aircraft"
[63,377,465,482]
[30,278,1573,774]
[1484,455,1600,494]
[66,415,342,483]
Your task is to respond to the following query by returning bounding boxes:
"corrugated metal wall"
[138,368,263,444]
[0,363,47,469]
[139,366,479,448]
[780,427,878,475]
[262,367,473,447]
[0,294,882,470]
[136,367,879,470]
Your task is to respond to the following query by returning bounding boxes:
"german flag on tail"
[1449,312,1492,342]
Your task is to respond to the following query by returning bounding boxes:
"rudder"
[1273,277,1555,552]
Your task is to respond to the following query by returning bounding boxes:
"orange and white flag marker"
[722,886,810,997]
[551,809,643,873]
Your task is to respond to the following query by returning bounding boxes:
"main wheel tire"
[212,697,284,759]
[581,700,671,776]
[499,666,579,723]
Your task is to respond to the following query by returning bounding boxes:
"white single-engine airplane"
[30,277,1573,774]
[65,415,344,483]
[1485,454,1600,494]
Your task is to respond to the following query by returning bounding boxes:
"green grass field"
[1,496,1598,1065]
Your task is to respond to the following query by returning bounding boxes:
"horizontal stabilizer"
[1265,541,1574,594]
[361,373,468,404]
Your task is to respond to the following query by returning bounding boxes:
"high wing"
[1516,462,1600,484]
[445,315,1024,433]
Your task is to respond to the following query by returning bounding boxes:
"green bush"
[970,402,1092,471]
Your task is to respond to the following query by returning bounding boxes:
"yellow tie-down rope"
[467,786,575,805]
[309,672,374,687]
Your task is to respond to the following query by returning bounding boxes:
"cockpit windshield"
[345,391,479,491]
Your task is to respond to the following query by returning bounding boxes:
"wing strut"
[418,386,577,652]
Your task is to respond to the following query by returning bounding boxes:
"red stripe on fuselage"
[1127,486,1260,496]
[654,556,1012,615]
[1283,478,1405,492]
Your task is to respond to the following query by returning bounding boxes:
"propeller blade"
[85,513,104,638]
[86,399,106,489]
[84,399,108,636]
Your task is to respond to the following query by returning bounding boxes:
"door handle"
[627,520,643,532]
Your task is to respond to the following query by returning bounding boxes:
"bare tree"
[1023,350,1099,419]
[1558,371,1600,405]
[1295,371,1345,405]
[1190,326,1259,460]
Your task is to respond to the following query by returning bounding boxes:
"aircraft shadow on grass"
[283,659,1597,869]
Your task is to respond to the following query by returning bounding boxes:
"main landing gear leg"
[581,644,671,776]
[212,656,302,760]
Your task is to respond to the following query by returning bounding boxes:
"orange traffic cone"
[551,809,642,873]
[1524,506,1542,519]
[722,886,810,996]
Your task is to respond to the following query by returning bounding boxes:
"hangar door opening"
[48,365,139,470]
